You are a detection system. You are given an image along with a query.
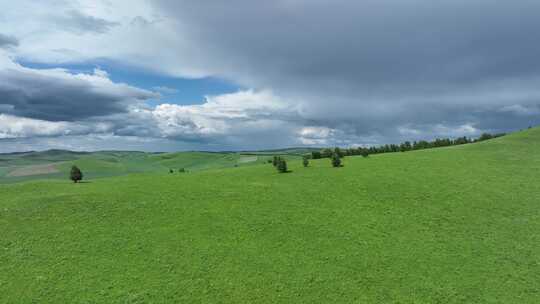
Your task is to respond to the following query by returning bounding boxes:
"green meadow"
[1,129,540,303]
[0,149,308,183]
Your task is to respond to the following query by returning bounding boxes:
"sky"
[1,0,539,152]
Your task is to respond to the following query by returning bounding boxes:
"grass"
[1,129,540,302]
[0,150,303,183]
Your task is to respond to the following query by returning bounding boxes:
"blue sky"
[18,60,242,107]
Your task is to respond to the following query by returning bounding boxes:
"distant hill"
[238,147,321,155]
[0,149,304,183]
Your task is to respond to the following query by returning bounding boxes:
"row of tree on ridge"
[310,132,505,159]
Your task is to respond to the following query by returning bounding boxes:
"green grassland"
[1,129,540,303]
[0,150,303,183]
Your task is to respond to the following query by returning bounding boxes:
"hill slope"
[1,129,540,303]
[0,150,303,183]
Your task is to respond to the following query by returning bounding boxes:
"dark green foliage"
[272,156,280,167]
[399,141,412,152]
[361,149,369,158]
[276,159,288,173]
[453,136,470,145]
[69,165,83,183]
[271,155,288,172]
[311,132,506,159]
[331,153,342,167]
[334,147,345,157]
[179,168,185,173]
[321,148,333,158]
[302,156,309,167]
[477,133,493,141]
[169,169,174,174]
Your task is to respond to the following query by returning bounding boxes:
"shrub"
[334,147,344,157]
[179,168,185,173]
[277,159,288,173]
[361,150,369,158]
[169,169,174,174]
[321,148,333,158]
[70,165,83,183]
[272,156,280,167]
[331,153,342,167]
[477,133,493,142]
[303,156,309,167]
[311,151,322,159]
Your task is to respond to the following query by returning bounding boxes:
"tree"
[399,141,412,152]
[477,133,493,142]
[334,147,344,157]
[361,149,369,158]
[70,165,83,183]
[303,156,309,167]
[272,156,280,167]
[169,169,174,173]
[331,153,342,167]
[311,151,322,159]
[179,168,185,173]
[277,159,288,173]
[321,148,333,158]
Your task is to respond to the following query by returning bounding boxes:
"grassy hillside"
[0,150,303,183]
[1,129,540,303]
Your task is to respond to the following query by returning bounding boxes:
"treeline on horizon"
[310,132,506,159]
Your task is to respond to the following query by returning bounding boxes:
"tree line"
[310,132,505,159]
[272,149,344,173]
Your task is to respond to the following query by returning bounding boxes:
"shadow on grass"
[278,170,293,174]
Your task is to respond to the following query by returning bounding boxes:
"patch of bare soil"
[7,163,61,177]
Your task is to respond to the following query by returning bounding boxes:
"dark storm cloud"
[154,0,540,139]
[0,63,158,121]
[55,10,119,34]
[0,33,19,49]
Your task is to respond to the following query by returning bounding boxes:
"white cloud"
[150,90,297,141]
[0,88,307,149]
[398,123,480,140]
[297,126,335,145]
[0,0,210,77]
[0,54,158,121]
[0,114,73,138]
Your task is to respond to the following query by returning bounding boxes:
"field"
[1,129,540,303]
[0,149,309,184]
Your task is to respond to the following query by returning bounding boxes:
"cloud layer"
[1,0,540,151]
[0,33,18,49]
[152,0,540,135]
[0,57,158,121]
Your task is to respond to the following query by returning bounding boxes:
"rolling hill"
[0,150,304,183]
[1,128,539,303]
